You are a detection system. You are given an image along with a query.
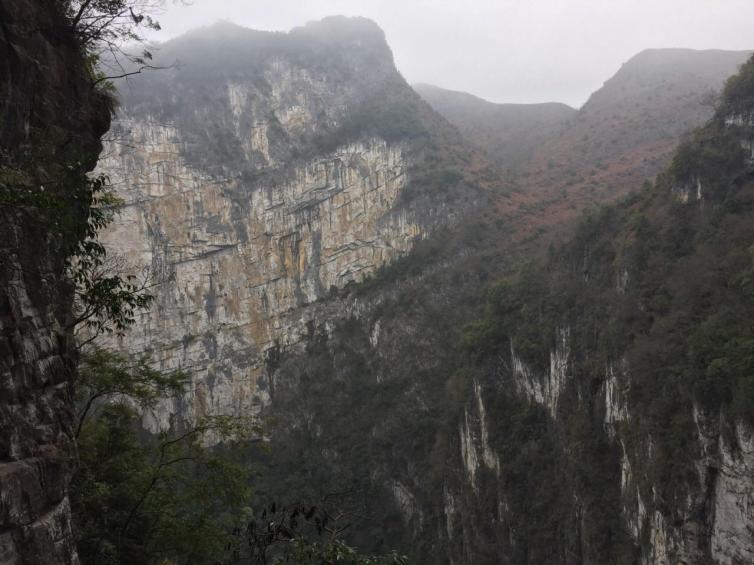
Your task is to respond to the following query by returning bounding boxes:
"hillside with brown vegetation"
[468,48,753,252]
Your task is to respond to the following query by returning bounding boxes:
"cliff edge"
[0,2,110,563]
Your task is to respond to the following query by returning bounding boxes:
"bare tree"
[62,0,176,85]
[66,0,162,48]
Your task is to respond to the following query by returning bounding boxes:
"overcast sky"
[150,0,754,107]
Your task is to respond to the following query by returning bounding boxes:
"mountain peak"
[624,47,751,67]
[583,47,751,113]
[292,15,386,43]
[146,16,395,82]
[164,16,389,55]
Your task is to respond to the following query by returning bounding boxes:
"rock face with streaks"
[0,2,110,563]
[99,18,475,428]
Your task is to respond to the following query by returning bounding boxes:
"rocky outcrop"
[510,327,571,418]
[711,423,754,564]
[100,125,424,427]
[445,312,754,565]
[0,1,110,564]
[99,19,472,429]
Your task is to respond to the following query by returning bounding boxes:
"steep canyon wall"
[0,2,110,563]
[99,19,475,429]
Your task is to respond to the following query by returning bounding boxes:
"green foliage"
[67,182,156,342]
[718,54,754,116]
[0,139,154,343]
[0,145,108,243]
[471,163,754,513]
[250,279,479,561]
[668,125,747,197]
[226,501,407,565]
[72,350,406,565]
[483,392,571,562]
[283,540,407,565]
[313,79,430,153]
[63,0,161,55]
[71,350,253,565]
[75,349,189,435]
[451,262,635,562]
[685,245,754,428]
[400,167,464,203]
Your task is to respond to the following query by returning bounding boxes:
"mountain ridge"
[413,82,574,112]
[413,82,575,171]
[418,48,750,187]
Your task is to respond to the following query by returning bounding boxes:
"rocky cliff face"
[453,340,754,564]
[99,18,477,429]
[0,2,110,563]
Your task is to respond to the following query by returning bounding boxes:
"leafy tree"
[65,0,161,46]
[225,499,408,565]
[63,0,166,85]
[71,349,254,565]
[67,183,157,346]
[74,348,188,436]
[71,350,408,565]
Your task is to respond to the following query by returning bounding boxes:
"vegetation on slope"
[251,52,754,564]
[414,83,575,171]
[522,48,751,206]
[71,350,249,564]
[450,52,754,562]
[71,348,411,564]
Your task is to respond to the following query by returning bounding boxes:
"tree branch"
[92,64,168,87]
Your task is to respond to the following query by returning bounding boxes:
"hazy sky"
[150,0,754,107]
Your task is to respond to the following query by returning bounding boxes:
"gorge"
[2,4,754,564]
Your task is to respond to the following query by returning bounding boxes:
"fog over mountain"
[147,0,754,106]
[415,48,750,175]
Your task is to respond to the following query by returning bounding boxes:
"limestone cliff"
[0,1,110,563]
[99,18,477,428]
